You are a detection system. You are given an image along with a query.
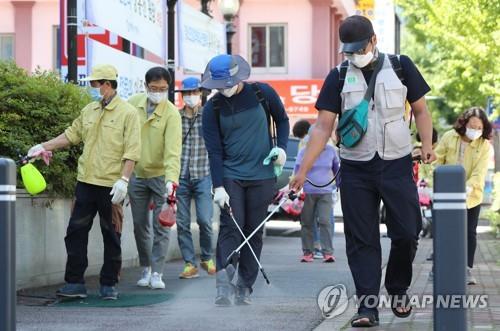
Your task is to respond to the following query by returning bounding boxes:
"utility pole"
[67,0,78,84]
[167,0,177,103]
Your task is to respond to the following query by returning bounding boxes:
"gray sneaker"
[235,286,252,305]
[215,267,236,307]
[100,285,119,300]
[56,283,87,298]
[467,268,477,285]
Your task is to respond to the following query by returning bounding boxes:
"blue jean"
[176,175,214,265]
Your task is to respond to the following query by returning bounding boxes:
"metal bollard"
[433,165,467,331]
[0,158,16,331]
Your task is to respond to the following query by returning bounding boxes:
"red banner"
[264,80,324,118]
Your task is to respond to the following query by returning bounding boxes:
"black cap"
[339,15,375,53]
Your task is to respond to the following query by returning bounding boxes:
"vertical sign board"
[177,0,226,73]
[60,0,126,84]
[85,0,166,58]
[373,0,396,54]
[354,0,396,54]
[86,39,160,99]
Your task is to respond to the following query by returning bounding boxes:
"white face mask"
[220,85,239,98]
[465,128,482,141]
[346,51,374,68]
[147,91,167,104]
[183,95,201,108]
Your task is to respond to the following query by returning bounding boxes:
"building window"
[0,34,15,61]
[53,26,61,71]
[249,24,286,72]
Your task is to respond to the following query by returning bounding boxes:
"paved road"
[17,221,391,331]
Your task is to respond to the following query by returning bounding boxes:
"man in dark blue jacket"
[201,54,289,306]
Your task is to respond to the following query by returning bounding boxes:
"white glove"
[273,147,287,166]
[214,187,230,209]
[466,185,473,197]
[27,144,46,158]
[263,147,286,166]
[110,178,128,204]
[166,181,175,196]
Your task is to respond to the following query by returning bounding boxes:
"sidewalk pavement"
[16,232,376,331]
[15,221,499,330]
[316,228,500,330]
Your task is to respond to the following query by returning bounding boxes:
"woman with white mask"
[434,106,492,285]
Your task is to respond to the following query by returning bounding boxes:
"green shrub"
[0,61,90,198]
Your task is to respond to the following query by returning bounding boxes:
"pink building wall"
[237,0,313,80]
[235,0,354,80]
[0,2,15,32]
[0,0,354,79]
[31,0,59,71]
[0,0,59,72]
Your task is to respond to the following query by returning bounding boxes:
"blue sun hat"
[175,77,201,92]
[201,54,251,89]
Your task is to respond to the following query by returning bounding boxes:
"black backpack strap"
[388,54,404,83]
[211,94,223,139]
[213,83,277,147]
[251,82,277,147]
[388,54,413,128]
[250,82,271,126]
[338,60,349,92]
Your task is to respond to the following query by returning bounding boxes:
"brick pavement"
[316,230,500,330]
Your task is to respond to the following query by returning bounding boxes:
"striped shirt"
[180,106,210,180]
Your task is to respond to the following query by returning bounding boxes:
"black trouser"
[339,154,421,312]
[467,205,481,268]
[64,181,123,286]
[216,178,275,290]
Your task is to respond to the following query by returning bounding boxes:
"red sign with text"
[263,80,324,118]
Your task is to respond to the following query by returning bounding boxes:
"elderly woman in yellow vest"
[434,106,492,285]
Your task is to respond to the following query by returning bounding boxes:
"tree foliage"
[398,0,500,122]
[0,61,90,197]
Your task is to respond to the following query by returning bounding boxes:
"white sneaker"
[467,267,477,285]
[137,267,151,287]
[150,272,165,289]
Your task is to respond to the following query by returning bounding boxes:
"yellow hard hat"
[20,163,47,195]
